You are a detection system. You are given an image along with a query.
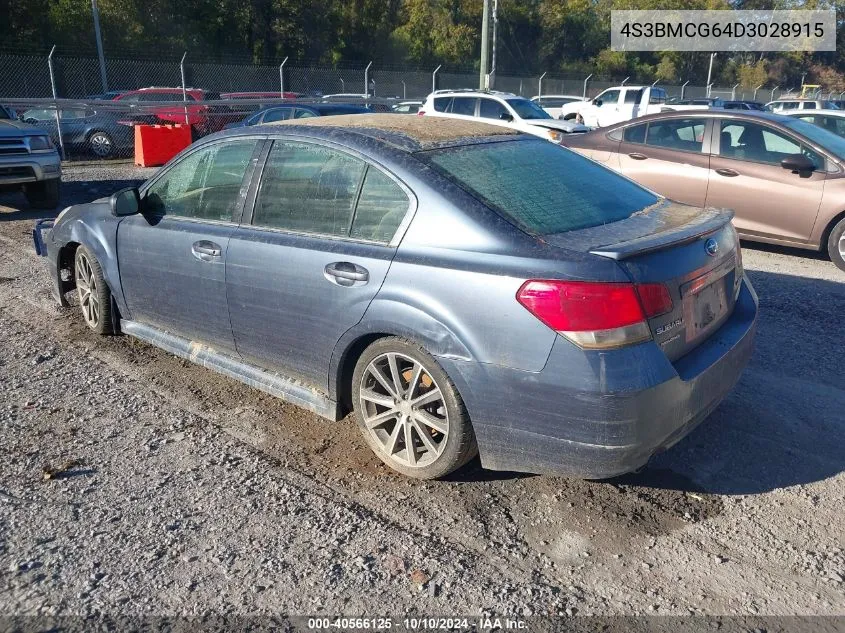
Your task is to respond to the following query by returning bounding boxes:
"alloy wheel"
[75,252,100,328]
[359,352,449,469]
[89,133,112,157]
[839,232,845,261]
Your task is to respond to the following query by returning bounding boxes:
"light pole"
[680,80,689,100]
[91,0,108,93]
[538,72,547,98]
[489,0,498,89]
[432,65,441,94]
[479,0,491,89]
[771,85,779,101]
[732,83,739,100]
[754,83,764,101]
[621,76,630,86]
[47,46,65,160]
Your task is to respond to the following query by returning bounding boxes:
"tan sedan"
[562,111,845,271]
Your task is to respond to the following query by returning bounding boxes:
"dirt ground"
[0,166,843,621]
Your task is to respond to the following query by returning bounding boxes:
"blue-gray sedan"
[33,114,758,479]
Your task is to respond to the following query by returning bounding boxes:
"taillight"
[417,110,425,116]
[516,280,672,350]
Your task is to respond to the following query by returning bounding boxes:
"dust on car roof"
[266,113,519,150]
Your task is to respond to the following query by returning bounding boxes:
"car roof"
[428,90,517,99]
[252,113,520,151]
[783,109,843,116]
[604,110,795,128]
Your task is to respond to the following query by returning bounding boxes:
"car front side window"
[719,120,822,168]
[479,98,508,120]
[144,139,257,222]
[252,141,366,237]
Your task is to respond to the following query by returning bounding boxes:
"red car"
[113,87,229,135]
[220,91,301,100]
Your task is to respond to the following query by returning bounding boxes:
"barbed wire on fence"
[1,49,807,103]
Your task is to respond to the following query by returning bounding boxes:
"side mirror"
[110,187,140,217]
[780,154,815,173]
[594,99,603,107]
[499,112,514,122]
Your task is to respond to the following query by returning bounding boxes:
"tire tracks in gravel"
[3,221,843,615]
[0,230,582,610]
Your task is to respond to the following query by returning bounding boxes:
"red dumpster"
[134,124,192,167]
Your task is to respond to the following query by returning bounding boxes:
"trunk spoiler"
[543,201,734,261]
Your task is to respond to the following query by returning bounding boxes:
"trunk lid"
[544,200,742,361]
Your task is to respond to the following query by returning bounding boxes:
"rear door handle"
[325,262,369,286]
[628,153,648,160]
[191,240,222,262]
[715,168,740,177]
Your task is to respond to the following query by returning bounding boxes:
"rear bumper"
[439,275,758,478]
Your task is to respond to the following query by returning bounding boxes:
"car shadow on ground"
[615,269,844,496]
[0,179,145,222]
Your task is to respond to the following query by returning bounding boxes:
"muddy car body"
[34,115,758,479]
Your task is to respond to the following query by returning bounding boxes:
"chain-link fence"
[4,49,839,162]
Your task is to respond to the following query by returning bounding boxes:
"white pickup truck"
[575,85,698,128]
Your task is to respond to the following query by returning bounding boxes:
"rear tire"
[351,337,477,479]
[74,246,113,335]
[88,131,113,158]
[827,216,845,273]
[25,178,60,209]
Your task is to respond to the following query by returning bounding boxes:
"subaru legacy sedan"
[33,115,757,480]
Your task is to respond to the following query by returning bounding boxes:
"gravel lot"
[0,165,843,620]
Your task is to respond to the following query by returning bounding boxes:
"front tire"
[74,246,113,335]
[351,337,477,479]
[25,178,60,209]
[827,216,845,272]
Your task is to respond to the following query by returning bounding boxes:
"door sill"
[120,320,340,421]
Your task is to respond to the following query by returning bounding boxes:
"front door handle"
[715,168,740,177]
[191,240,222,262]
[325,262,369,287]
[628,153,648,160]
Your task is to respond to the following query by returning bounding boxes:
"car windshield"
[821,101,840,110]
[505,98,551,120]
[782,117,845,158]
[421,138,659,235]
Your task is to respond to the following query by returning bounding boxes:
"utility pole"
[489,0,498,89]
[91,0,108,92]
[706,53,716,97]
[479,0,490,90]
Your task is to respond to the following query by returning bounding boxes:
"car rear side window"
[350,168,410,242]
[645,118,705,152]
[253,141,366,237]
[263,108,292,123]
[424,139,658,235]
[623,123,646,144]
[450,97,478,116]
[433,97,451,113]
[144,139,257,222]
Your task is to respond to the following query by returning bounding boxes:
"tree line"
[1,0,842,90]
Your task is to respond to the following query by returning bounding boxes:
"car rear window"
[423,139,659,235]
